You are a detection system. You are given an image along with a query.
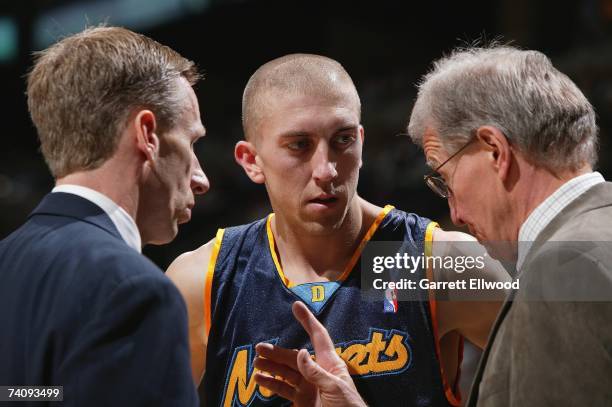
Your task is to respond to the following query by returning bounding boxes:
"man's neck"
[271,196,382,285]
[56,159,140,222]
[512,162,591,238]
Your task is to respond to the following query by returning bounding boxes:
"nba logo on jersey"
[383,288,398,313]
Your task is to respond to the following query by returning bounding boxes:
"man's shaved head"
[242,53,361,141]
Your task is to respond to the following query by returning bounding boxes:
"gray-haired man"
[409,45,612,407]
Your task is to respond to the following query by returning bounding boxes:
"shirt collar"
[516,171,605,270]
[52,184,142,253]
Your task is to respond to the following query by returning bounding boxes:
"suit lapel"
[29,192,124,241]
[466,288,517,406]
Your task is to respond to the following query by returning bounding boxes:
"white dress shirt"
[516,171,605,270]
[52,184,142,253]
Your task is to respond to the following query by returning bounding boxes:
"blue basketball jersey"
[203,206,461,406]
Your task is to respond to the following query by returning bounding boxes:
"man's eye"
[287,140,310,151]
[334,134,356,146]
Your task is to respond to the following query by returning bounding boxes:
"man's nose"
[191,159,210,195]
[312,145,338,183]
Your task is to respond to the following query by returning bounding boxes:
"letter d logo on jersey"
[311,285,325,302]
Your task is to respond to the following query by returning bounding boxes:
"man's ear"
[235,140,265,184]
[133,109,159,163]
[475,125,511,182]
[358,125,364,169]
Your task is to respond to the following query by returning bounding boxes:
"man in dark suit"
[0,26,209,406]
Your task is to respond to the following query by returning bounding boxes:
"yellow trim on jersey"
[266,214,293,287]
[266,205,395,288]
[204,228,225,338]
[423,221,462,406]
[424,221,439,299]
[336,204,395,282]
[424,221,438,257]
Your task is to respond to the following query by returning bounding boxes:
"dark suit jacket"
[0,192,198,406]
[468,182,612,406]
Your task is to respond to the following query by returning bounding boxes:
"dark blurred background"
[2,0,612,264]
[1,0,611,398]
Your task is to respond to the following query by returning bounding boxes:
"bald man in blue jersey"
[167,54,509,406]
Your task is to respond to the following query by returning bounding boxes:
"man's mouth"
[308,193,339,205]
[309,196,338,205]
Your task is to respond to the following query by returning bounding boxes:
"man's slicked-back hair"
[408,45,598,172]
[242,53,361,141]
[27,25,201,178]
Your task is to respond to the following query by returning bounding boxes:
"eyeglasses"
[424,138,475,198]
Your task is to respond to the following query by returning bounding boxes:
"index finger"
[291,301,338,366]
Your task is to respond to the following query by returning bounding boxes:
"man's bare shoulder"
[166,237,217,302]
[431,228,480,258]
[432,228,477,243]
[166,238,217,382]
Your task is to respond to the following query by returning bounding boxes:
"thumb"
[296,349,338,393]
